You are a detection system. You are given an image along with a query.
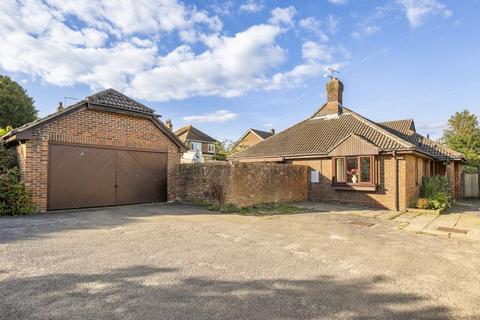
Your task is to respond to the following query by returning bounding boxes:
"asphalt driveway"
[1,203,479,319]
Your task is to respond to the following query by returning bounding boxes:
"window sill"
[332,184,377,191]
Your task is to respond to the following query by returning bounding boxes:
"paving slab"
[402,214,439,233]
[392,211,422,222]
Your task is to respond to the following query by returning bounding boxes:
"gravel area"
[1,202,479,319]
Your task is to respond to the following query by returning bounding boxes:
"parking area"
[1,202,480,319]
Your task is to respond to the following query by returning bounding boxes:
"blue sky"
[1,0,479,140]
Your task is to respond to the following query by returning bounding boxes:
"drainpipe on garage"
[393,151,400,211]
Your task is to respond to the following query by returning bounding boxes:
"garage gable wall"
[19,108,182,212]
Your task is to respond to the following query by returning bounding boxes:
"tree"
[213,139,243,161]
[440,109,480,173]
[0,75,37,128]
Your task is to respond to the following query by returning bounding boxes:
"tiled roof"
[86,89,154,114]
[231,108,463,161]
[174,125,218,143]
[4,89,154,137]
[251,129,274,140]
[379,121,463,160]
[379,119,415,134]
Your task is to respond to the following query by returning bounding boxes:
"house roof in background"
[250,129,274,140]
[231,107,463,161]
[174,125,218,143]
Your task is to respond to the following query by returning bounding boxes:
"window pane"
[346,157,358,183]
[360,157,371,183]
[335,158,345,182]
[191,142,201,151]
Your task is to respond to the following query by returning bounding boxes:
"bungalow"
[230,77,464,210]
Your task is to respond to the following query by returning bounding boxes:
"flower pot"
[352,175,358,184]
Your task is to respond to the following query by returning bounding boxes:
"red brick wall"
[288,156,403,210]
[174,162,308,207]
[17,108,182,212]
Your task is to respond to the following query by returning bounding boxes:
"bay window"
[333,156,374,185]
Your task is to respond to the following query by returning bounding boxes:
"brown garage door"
[48,144,167,210]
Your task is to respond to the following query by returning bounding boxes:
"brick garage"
[173,162,309,207]
[3,89,186,212]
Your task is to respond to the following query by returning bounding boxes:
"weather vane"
[324,67,340,80]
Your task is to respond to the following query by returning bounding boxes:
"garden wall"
[173,162,309,207]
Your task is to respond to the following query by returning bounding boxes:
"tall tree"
[441,109,480,172]
[0,75,37,128]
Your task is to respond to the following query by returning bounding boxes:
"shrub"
[416,198,430,209]
[0,167,34,216]
[420,175,452,210]
[0,145,18,173]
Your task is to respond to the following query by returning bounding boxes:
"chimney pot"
[165,119,173,130]
[57,102,64,112]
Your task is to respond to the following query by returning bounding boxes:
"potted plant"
[349,168,359,183]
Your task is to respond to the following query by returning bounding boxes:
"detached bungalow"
[230,78,464,210]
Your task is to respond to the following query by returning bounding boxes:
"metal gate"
[463,173,480,198]
[48,144,167,210]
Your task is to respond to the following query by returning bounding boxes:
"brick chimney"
[316,77,343,117]
[165,119,173,130]
[57,102,64,112]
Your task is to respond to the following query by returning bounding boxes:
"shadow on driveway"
[0,202,212,244]
[0,265,452,319]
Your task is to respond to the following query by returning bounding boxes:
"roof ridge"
[87,88,154,114]
[347,111,415,149]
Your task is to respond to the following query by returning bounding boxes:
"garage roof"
[2,89,187,151]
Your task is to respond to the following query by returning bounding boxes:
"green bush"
[0,167,34,216]
[420,175,452,210]
[0,145,18,173]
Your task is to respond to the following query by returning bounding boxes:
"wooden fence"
[463,173,480,198]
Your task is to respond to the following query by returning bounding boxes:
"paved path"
[1,203,480,319]
[300,199,480,241]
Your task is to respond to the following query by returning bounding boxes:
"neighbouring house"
[174,124,218,163]
[230,77,465,210]
[233,128,275,153]
[2,89,187,212]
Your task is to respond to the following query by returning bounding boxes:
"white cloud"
[0,2,340,101]
[326,14,340,33]
[239,0,264,13]
[183,110,238,123]
[328,0,347,5]
[298,17,329,42]
[351,25,380,39]
[302,42,333,62]
[267,41,344,90]
[397,0,452,27]
[268,6,297,27]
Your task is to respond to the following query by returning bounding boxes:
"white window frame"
[190,142,202,152]
[207,143,215,153]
